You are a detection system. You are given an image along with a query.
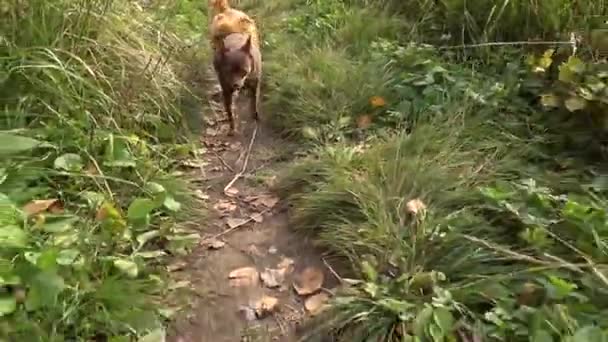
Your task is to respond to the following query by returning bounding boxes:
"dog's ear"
[241,35,252,53]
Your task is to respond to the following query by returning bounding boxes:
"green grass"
[0,0,208,339]
[241,0,608,340]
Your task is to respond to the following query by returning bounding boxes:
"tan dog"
[209,0,260,52]
[209,0,262,135]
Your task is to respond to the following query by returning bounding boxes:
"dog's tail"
[210,0,230,13]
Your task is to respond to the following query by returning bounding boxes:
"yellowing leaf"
[293,267,324,296]
[114,259,139,278]
[369,96,386,108]
[539,93,560,108]
[564,97,587,112]
[228,267,259,287]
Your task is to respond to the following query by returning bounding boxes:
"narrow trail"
[167,67,340,342]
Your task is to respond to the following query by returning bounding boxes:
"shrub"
[0,0,202,339]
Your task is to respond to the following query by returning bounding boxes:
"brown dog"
[209,0,261,135]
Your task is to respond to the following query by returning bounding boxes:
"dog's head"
[215,35,254,92]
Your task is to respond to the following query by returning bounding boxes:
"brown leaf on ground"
[201,238,226,250]
[304,292,330,316]
[226,217,249,229]
[277,257,295,270]
[253,295,279,318]
[293,267,324,296]
[228,267,259,287]
[251,194,279,209]
[224,187,239,197]
[260,268,287,289]
[406,198,427,215]
[213,200,237,216]
[23,199,59,216]
[356,114,372,129]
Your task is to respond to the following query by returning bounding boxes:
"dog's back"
[209,0,259,50]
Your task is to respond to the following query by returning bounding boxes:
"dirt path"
[167,68,339,342]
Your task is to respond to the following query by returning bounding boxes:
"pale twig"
[212,150,234,172]
[438,40,573,50]
[224,122,258,193]
[323,258,343,284]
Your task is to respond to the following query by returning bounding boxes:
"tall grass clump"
[278,110,608,341]
[0,0,204,339]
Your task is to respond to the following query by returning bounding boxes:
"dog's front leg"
[222,88,236,135]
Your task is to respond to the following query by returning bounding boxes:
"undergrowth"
[0,0,207,339]
[241,0,608,340]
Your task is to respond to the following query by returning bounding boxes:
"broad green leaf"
[37,249,59,271]
[104,134,136,168]
[114,258,139,278]
[80,191,105,209]
[413,306,434,337]
[0,295,17,316]
[128,198,158,222]
[138,328,166,342]
[0,225,28,248]
[0,194,23,226]
[572,326,605,342]
[532,329,553,342]
[433,307,454,334]
[163,196,181,212]
[361,260,377,282]
[53,153,83,171]
[51,230,79,247]
[0,132,43,156]
[428,323,443,341]
[564,97,587,112]
[547,276,577,300]
[56,249,79,266]
[145,182,166,195]
[42,217,78,233]
[25,271,65,311]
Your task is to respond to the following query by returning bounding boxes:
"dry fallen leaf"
[228,267,259,287]
[278,258,295,272]
[224,187,239,197]
[213,200,237,216]
[293,267,324,296]
[304,292,330,316]
[406,198,427,215]
[253,295,279,318]
[23,199,59,217]
[356,114,372,129]
[226,217,249,229]
[194,190,209,201]
[201,238,226,250]
[260,268,287,288]
[85,163,99,176]
[252,194,279,209]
